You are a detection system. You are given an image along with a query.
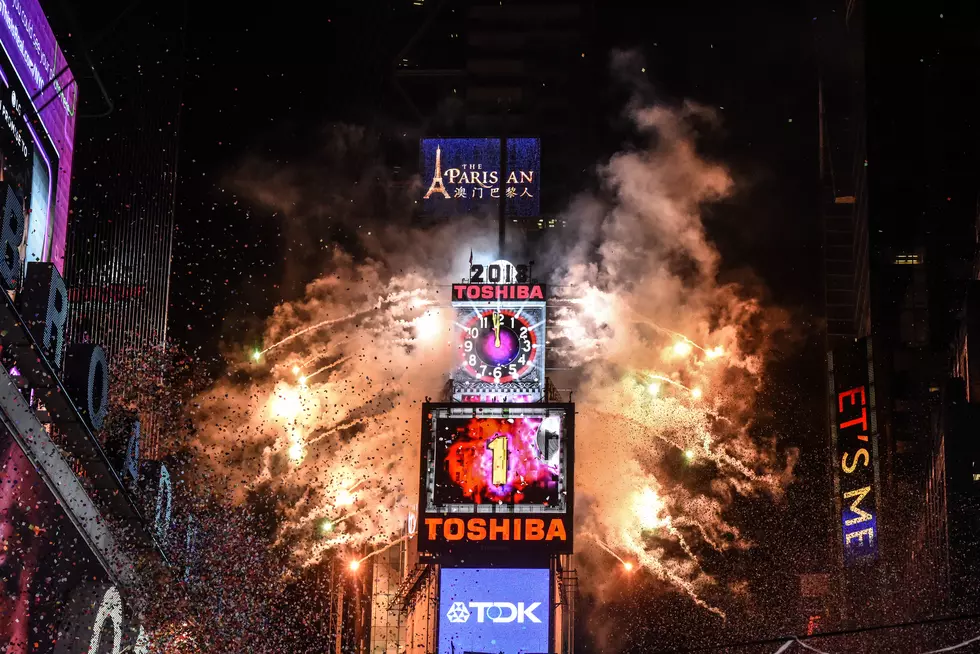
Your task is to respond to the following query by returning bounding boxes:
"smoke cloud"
[190,55,795,622]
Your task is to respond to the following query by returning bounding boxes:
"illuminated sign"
[452,260,546,402]
[418,403,573,554]
[438,567,550,654]
[420,138,540,218]
[828,337,880,565]
[0,0,76,270]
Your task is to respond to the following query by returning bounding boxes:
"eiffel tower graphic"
[423,145,450,199]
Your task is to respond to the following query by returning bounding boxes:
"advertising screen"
[420,138,540,218]
[0,429,113,651]
[828,337,880,566]
[418,403,573,554]
[439,567,550,654]
[0,0,77,270]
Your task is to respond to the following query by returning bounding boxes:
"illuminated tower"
[423,145,449,199]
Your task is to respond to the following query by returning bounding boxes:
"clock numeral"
[470,327,479,338]
[521,340,531,352]
[468,354,477,366]
[488,436,508,485]
[464,340,473,352]
[508,364,517,376]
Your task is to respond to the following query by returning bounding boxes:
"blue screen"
[439,568,550,654]
[420,138,540,219]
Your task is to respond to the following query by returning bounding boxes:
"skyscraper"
[46,1,187,460]
[819,0,980,629]
[51,2,186,367]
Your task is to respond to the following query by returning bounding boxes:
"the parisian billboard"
[418,403,573,555]
[0,0,77,272]
[420,137,540,218]
[438,567,550,654]
[827,337,881,567]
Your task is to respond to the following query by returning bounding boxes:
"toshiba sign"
[418,403,574,555]
[423,516,568,544]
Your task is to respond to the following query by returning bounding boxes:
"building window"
[894,253,922,265]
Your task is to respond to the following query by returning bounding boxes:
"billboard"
[0,0,77,271]
[0,429,123,652]
[438,567,550,654]
[420,138,540,218]
[827,337,881,566]
[418,403,573,555]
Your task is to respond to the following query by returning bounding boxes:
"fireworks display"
[180,78,796,642]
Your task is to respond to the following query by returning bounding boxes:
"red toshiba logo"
[424,517,567,542]
[452,284,545,301]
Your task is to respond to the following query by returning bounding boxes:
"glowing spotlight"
[270,388,303,421]
[633,487,668,530]
[413,309,442,341]
[291,365,300,375]
[672,341,693,357]
[337,489,356,506]
[288,442,305,463]
[252,350,261,362]
[691,387,703,399]
[298,376,307,386]
[647,381,661,396]
[320,521,333,534]
[623,562,634,572]
[349,560,361,572]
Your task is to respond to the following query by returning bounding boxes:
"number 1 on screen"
[488,436,508,486]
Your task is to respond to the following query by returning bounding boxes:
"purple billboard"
[0,0,76,272]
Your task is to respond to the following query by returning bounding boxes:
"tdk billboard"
[439,568,550,654]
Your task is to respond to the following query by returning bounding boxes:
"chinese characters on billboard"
[828,337,880,565]
[420,138,540,218]
[438,567,550,654]
[418,403,573,554]
[0,0,77,271]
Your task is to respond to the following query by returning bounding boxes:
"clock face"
[459,309,538,383]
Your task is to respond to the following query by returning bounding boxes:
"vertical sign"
[828,337,881,566]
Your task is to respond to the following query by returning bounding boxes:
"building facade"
[53,1,185,369]
[820,0,980,631]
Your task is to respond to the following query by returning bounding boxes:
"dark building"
[49,2,185,371]
[815,0,873,628]
[390,0,597,231]
[47,1,187,459]
[820,0,980,628]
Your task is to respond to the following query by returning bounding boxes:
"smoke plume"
[191,61,795,619]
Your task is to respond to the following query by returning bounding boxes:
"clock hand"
[492,312,502,348]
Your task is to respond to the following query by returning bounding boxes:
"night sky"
[169,1,826,647]
[44,0,952,650]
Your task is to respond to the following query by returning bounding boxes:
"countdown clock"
[460,308,537,383]
[452,302,545,401]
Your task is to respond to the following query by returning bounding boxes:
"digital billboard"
[418,403,573,554]
[438,567,550,654]
[451,272,547,403]
[0,0,77,270]
[420,138,540,218]
[827,337,880,565]
[0,429,116,651]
